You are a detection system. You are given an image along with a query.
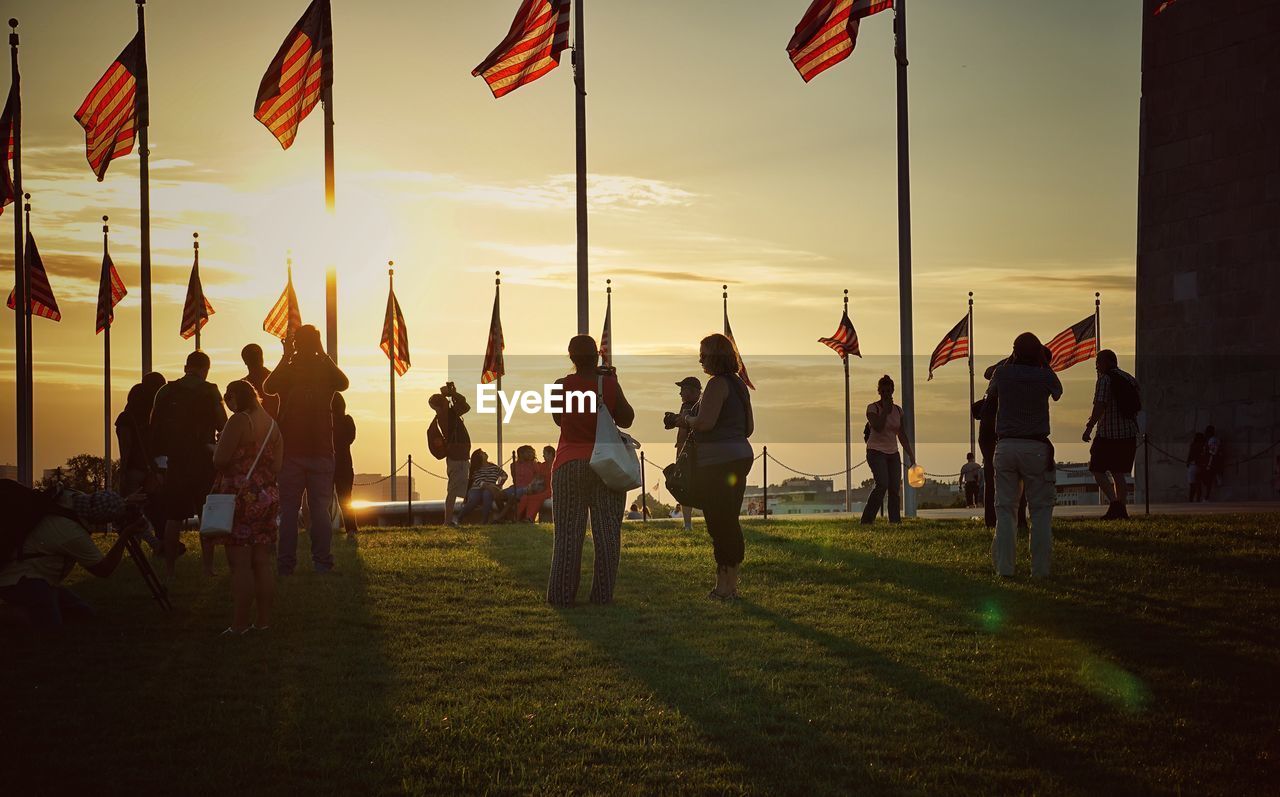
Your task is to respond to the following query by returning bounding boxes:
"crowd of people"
[4,322,1163,628]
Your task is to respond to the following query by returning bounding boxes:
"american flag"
[381,286,411,377]
[724,314,755,390]
[6,231,60,322]
[74,33,145,181]
[255,0,333,150]
[0,79,15,216]
[95,252,127,334]
[473,0,571,98]
[481,288,505,384]
[927,314,970,381]
[180,257,214,341]
[599,289,612,367]
[818,309,861,360]
[1047,315,1098,372]
[263,268,303,340]
[787,0,893,83]
[1154,0,1179,15]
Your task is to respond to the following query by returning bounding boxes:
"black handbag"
[663,439,701,509]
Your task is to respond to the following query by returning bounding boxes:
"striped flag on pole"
[724,315,755,390]
[254,0,333,150]
[180,257,214,341]
[927,314,970,381]
[787,0,893,83]
[1047,315,1098,372]
[380,285,410,377]
[599,286,612,367]
[74,33,145,181]
[472,0,571,98]
[263,267,303,340]
[6,231,60,321]
[0,79,15,216]
[481,287,505,384]
[819,310,861,360]
[95,252,127,334]
[1154,0,1179,15]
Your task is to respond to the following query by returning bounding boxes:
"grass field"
[5,515,1279,796]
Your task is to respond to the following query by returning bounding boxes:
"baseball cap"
[675,377,702,391]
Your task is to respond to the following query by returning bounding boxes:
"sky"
[2,0,1142,498]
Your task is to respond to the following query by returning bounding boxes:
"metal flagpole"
[192,233,200,351]
[842,289,852,513]
[136,0,152,376]
[495,272,503,466]
[22,194,33,482]
[573,0,589,334]
[1095,292,1102,350]
[323,74,338,361]
[9,19,28,486]
[640,451,648,522]
[389,263,397,502]
[103,216,112,491]
[968,291,975,457]
[893,0,918,518]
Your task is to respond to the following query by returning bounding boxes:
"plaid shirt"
[1093,369,1140,440]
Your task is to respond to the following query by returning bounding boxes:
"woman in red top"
[546,335,635,606]
[516,445,555,522]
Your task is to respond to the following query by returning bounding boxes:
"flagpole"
[495,272,503,467]
[893,0,918,518]
[9,18,28,486]
[22,194,33,481]
[968,291,975,457]
[1095,292,1102,350]
[192,233,200,351]
[323,71,338,361]
[843,289,852,513]
[136,0,151,376]
[573,0,589,335]
[388,263,397,502]
[102,216,112,491]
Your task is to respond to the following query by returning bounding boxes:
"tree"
[39,454,120,494]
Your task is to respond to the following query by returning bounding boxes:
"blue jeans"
[860,450,902,524]
[278,455,336,573]
[457,487,495,524]
[0,577,95,629]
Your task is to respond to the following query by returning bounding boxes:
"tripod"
[124,535,171,611]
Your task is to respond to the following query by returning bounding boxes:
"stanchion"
[762,445,768,519]
[640,450,648,522]
[407,454,414,524]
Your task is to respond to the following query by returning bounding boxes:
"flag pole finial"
[388,260,394,277]
[102,215,109,235]
[606,278,611,295]
[496,270,501,287]
[843,288,849,310]
[8,18,17,30]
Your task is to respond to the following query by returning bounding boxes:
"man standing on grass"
[1083,349,1141,520]
[960,452,983,508]
[429,383,471,528]
[672,376,701,530]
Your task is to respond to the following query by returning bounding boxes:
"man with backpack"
[1083,349,1141,520]
[428,382,471,528]
[0,483,148,629]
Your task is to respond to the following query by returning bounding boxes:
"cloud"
[444,174,696,212]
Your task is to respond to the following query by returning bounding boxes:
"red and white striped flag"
[74,33,145,181]
[481,288,505,384]
[381,286,411,377]
[263,268,303,340]
[818,309,861,360]
[1047,315,1098,373]
[6,230,60,322]
[473,0,571,98]
[254,0,333,150]
[1154,0,1179,15]
[599,289,613,367]
[95,252,127,334]
[927,314,970,381]
[787,0,893,83]
[180,257,214,341]
[724,314,755,390]
[0,79,16,216]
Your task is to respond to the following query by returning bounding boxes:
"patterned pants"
[546,459,626,606]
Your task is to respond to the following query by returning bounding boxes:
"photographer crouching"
[0,481,151,630]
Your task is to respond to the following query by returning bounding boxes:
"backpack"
[427,419,448,461]
[0,480,72,567]
[1109,371,1142,420]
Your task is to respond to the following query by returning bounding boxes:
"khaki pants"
[992,439,1056,577]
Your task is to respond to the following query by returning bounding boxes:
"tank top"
[866,403,902,455]
[553,372,621,472]
[696,375,754,466]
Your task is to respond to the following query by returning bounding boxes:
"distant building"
[1054,463,1107,507]
[352,475,420,504]
[743,477,853,515]
[1136,0,1280,500]
[0,464,16,482]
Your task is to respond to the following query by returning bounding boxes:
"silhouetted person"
[986,333,1062,578]
[332,393,358,539]
[264,325,349,575]
[961,452,983,508]
[1083,349,1140,520]
[116,372,167,547]
[978,359,1029,530]
[150,351,227,578]
[1201,425,1222,500]
[241,343,279,418]
[670,376,701,531]
[860,374,917,525]
[1186,432,1206,502]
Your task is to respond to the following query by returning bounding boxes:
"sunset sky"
[3,0,1141,497]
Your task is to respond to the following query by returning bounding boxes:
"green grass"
[5,515,1280,795]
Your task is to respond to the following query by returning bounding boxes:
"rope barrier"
[765,452,866,480]
[353,459,408,486]
[1145,437,1280,469]
[410,458,448,480]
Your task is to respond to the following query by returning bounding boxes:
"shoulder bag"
[200,419,277,540]
[589,375,643,492]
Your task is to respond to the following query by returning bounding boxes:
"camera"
[663,411,681,430]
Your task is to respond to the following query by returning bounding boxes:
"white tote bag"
[200,420,276,540]
[589,375,642,492]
